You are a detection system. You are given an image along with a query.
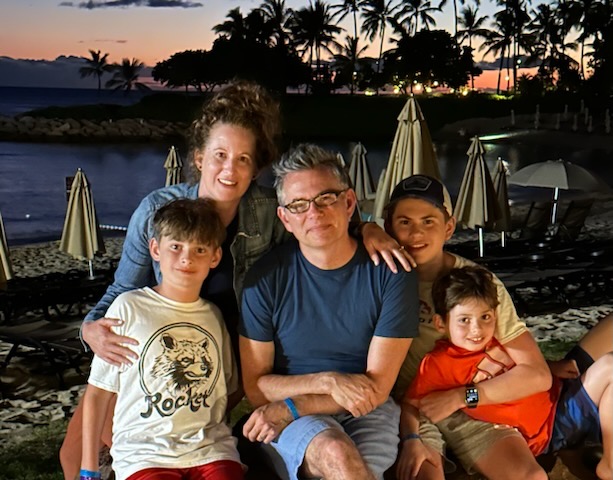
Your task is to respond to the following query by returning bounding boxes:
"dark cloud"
[77,39,128,44]
[60,0,202,8]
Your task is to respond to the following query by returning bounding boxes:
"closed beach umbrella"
[59,168,105,278]
[508,159,601,224]
[493,158,512,246]
[373,97,442,221]
[454,136,500,257]
[164,146,183,187]
[348,143,376,203]
[0,210,13,284]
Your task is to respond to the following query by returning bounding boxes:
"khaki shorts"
[420,411,522,474]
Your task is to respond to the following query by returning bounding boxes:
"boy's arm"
[82,385,115,474]
[418,331,552,423]
[397,398,442,480]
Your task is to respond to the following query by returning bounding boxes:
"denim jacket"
[84,181,289,323]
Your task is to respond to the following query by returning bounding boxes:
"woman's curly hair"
[186,81,281,183]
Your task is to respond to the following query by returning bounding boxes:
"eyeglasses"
[283,189,348,214]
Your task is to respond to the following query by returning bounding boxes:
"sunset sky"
[2,0,546,89]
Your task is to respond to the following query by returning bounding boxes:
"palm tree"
[361,0,400,79]
[105,58,150,94]
[398,0,442,35]
[79,49,112,92]
[332,0,363,41]
[214,7,249,41]
[259,0,294,50]
[562,0,600,78]
[527,3,578,85]
[290,0,342,86]
[332,35,369,93]
[457,5,489,88]
[493,0,532,91]
[480,11,513,93]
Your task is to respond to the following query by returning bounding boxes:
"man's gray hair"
[273,143,350,203]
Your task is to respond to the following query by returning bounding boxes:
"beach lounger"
[557,198,594,241]
[0,319,89,389]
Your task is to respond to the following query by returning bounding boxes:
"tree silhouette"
[457,5,489,88]
[361,0,400,91]
[332,35,369,93]
[386,29,474,90]
[291,0,342,91]
[332,0,363,41]
[398,0,442,35]
[480,10,513,93]
[79,49,112,91]
[105,58,151,94]
[259,0,294,51]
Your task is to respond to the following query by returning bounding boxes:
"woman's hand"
[360,223,416,273]
[82,318,139,367]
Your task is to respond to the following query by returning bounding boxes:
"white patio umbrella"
[372,97,442,221]
[59,168,105,278]
[348,143,376,203]
[508,159,601,224]
[454,136,500,257]
[164,146,183,187]
[0,210,13,284]
[493,157,512,247]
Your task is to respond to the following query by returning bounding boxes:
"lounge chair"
[0,319,90,389]
[519,201,553,240]
[557,198,594,241]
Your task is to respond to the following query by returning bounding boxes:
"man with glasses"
[239,144,419,480]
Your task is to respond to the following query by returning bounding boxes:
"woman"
[60,81,410,480]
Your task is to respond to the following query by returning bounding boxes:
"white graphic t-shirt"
[88,287,239,480]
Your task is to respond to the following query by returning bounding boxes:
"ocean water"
[1,87,612,244]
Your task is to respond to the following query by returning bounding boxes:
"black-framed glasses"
[283,189,348,214]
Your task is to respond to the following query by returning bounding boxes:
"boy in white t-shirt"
[80,198,243,480]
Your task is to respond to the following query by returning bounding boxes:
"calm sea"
[1,87,612,245]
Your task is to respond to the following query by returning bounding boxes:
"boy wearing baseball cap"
[384,175,552,480]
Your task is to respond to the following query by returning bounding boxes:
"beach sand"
[1,199,612,478]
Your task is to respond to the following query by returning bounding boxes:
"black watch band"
[465,384,479,408]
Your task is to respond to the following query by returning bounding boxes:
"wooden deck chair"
[557,198,594,241]
[519,201,552,239]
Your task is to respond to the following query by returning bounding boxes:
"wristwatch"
[465,384,479,408]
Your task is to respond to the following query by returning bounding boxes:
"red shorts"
[126,460,244,480]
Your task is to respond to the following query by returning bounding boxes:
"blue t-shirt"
[240,239,419,375]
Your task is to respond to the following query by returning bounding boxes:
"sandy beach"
[1,197,612,478]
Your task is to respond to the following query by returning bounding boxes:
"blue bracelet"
[79,469,101,480]
[401,433,421,442]
[284,397,300,421]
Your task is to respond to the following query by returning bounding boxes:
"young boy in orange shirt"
[406,266,612,480]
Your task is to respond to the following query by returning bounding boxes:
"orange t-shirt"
[407,338,560,455]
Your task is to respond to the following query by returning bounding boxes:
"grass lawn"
[0,340,577,480]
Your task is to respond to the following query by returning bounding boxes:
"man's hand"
[360,223,416,273]
[82,318,139,367]
[327,372,379,417]
[548,358,580,379]
[396,438,442,480]
[413,388,464,424]
[243,401,294,444]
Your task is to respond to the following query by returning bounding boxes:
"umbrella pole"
[551,187,560,224]
[478,227,484,257]
[88,260,94,279]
